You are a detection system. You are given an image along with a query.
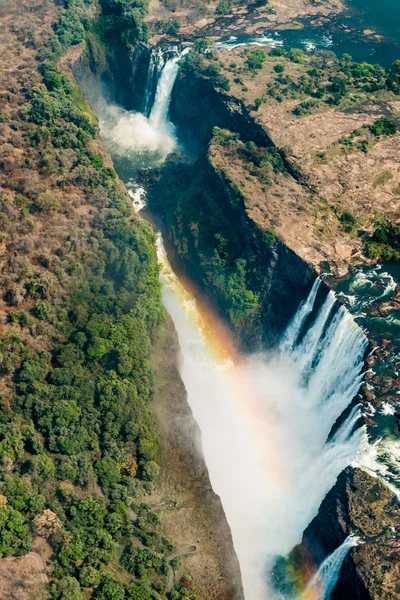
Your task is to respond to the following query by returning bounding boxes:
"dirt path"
[166,546,197,594]
[27,553,48,584]
[2,551,48,586]
[149,501,177,512]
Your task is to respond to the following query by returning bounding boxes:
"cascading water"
[89,50,370,600]
[157,237,368,599]
[148,52,182,132]
[303,536,361,600]
[143,47,165,117]
[97,49,184,168]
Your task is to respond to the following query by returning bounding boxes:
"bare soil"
[0,539,51,600]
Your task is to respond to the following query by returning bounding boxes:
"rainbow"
[156,234,324,599]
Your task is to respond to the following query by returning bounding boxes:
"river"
[218,0,400,66]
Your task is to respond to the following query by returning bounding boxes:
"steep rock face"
[149,151,317,350]
[170,72,273,153]
[83,34,152,111]
[298,467,400,600]
[170,71,303,182]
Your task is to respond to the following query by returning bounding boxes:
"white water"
[98,51,185,162]
[280,277,322,354]
[216,33,284,50]
[128,184,147,212]
[157,236,368,599]
[149,53,181,131]
[304,536,361,600]
[95,51,370,599]
[143,47,165,116]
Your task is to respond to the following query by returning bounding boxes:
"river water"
[218,0,400,66]
[81,15,399,595]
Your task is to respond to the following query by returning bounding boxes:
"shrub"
[246,50,267,71]
[288,48,304,64]
[215,0,231,14]
[0,508,32,556]
[33,191,60,213]
[369,117,397,137]
[142,461,160,481]
[269,47,286,57]
[262,229,277,246]
[273,64,285,73]
[32,301,50,320]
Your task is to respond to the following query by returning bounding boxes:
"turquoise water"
[219,0,400,66]
[347,0,400,45]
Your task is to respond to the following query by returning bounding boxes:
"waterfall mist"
[79,49,184,168]
[157,240,368,599]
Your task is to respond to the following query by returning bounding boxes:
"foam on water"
[157,239,368,599]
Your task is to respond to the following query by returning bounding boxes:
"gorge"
[0,0,399,598]
[73,42,398,599]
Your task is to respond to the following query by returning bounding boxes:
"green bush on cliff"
[246,49,267,71]
[365,219,400,262]
[184,42,230,91]
[369,117,398,137]
[288,48,304,64]
[97,0,150,44]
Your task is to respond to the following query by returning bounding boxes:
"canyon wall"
[71,43,245,600]
[74,41,399,599]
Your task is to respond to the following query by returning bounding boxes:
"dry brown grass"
[0,538,51,600]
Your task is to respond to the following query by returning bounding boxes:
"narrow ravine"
[81,49,371,599]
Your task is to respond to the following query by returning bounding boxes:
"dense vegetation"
[365,220,400,262]
[264,52,400,110]
[149,129,282,344]
[182,39,231,92]
[0,1,197,598]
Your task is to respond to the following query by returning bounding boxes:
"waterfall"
[304,536,361,600]
[97,49,186,164]
[149,53,181,131]
[94,57,369,597]
[280,277,322,354]
[156,241,368,600]
[143,47,165,117]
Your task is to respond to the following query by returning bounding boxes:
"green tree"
[288,48,304,64]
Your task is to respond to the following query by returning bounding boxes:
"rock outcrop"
[299,467,400,600]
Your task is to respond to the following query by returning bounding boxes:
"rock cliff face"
[149,151,317,350]
[83,34,152,111]
[170,71,302,181]
[298,467,400,600]
[170,72,274,153]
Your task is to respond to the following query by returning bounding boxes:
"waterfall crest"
[304,536,361,600]
[280,277,322,353]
